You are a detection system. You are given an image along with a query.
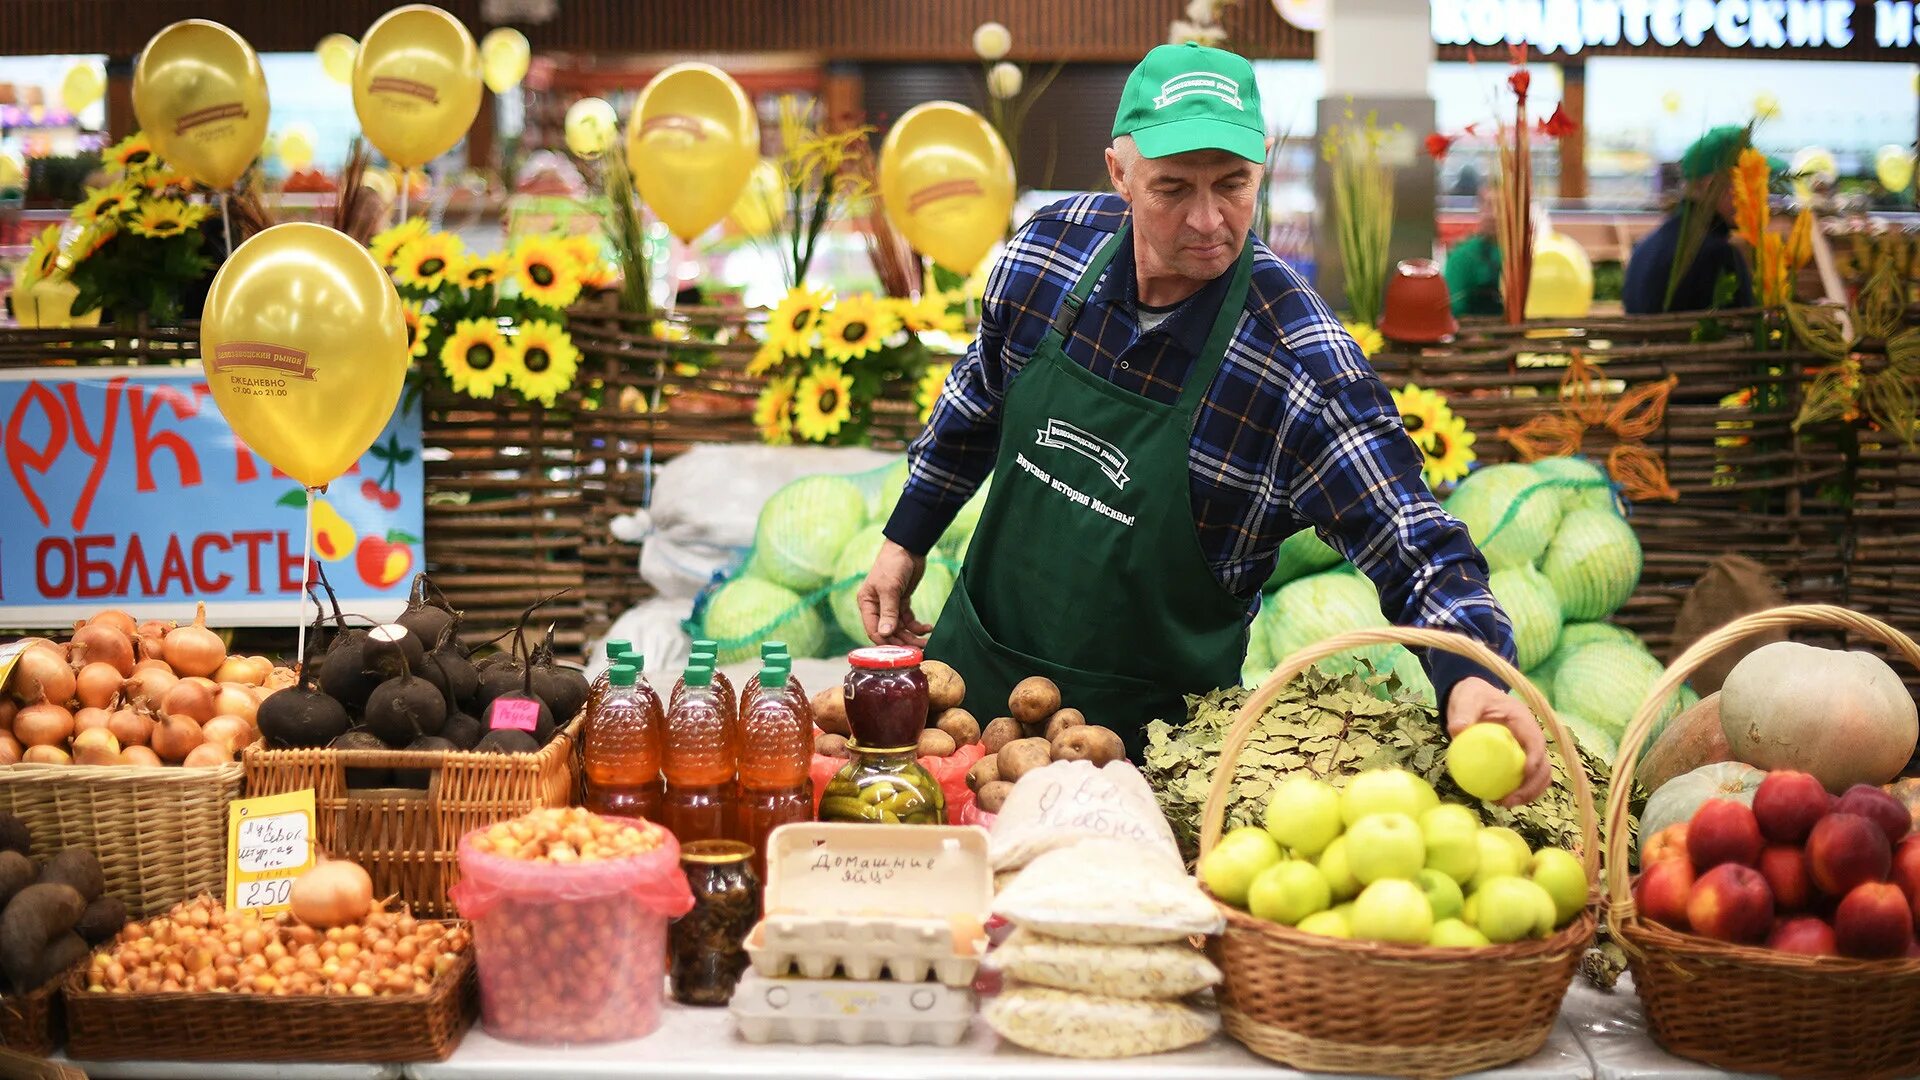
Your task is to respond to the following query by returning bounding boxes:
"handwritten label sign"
[807,851,940,888]
[226,789,316,914]
[489,698,540,732]
[0,366,421,627]
[766,826,987,917]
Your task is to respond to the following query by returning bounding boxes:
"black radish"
[421,625,480,714]
[257,608,349,749]
[363,641,447,746]
[330,730,393,788]
[440,711,483,750]
[480,603,555,744]
[473,729,539,754]
[394,574,461,652]
[528,625,589,728]
[395,736,454,788]
[363,623,426,682]
[312,566,380,713]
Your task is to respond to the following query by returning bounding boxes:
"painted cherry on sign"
[356,530,418,590]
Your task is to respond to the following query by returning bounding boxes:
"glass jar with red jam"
[843,646,929,750]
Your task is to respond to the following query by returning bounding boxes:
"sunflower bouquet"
[1391,383,1478,489]
[16,131,216,326]
[750,281,969,446]
[370,219,614,408]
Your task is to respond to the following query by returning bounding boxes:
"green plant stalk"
[597,145,652,317]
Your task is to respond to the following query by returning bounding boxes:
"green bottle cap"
[758,665,786,690]
[603,640,632,660]
[608,664,637,687]
[691,639,718,653]
[760,641,786,659]
[684,665,713,688]
[768,652,790,670]
[614,648,644,670]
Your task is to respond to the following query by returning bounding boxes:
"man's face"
[1107,146,1261,284]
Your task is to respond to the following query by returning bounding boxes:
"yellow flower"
[394,233,463,291]
[747,338,787,377]
[1392,384,1450,450]
[401,300,436,361]
[820,293,900,364]
[72,180,142,225]
[510,235,583,308]
[371,217,430,266]
[559,234,614,286]
[128,199,207,239]
[1343,320,1385,359]
[754,376,797,445]
[104,132,158,174]
[792,364,855,442]
[19,225,61,285]
[896,292,964,335]
[1422,412,1477,487]
[136,170,192,196]
[765,285,833,359]
[452,251,509,290]
[439,317,520,399]
[917,362,953,423]
[507,319,581,407]
[1731,148,1771,245]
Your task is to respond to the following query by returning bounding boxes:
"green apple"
[1468,829,1529,891]
[1201,827,1283,907]
[1332,901,1356,923]
[1316,836,1361,902]
[1350,879,1434,944]
[1417,868,1464,921]
[1486,826,1533,867]
[1528,847,1589,929]
[1339,768,1440,826]
[1420,804,1482,885]
[1264,776,1344,858]
[1343,813,1426,884]
[1472,876,1552,943]
[1248,860,1332,926]
[1429,918,1491,948]
[1296,909,1351,939]
[1446,722,1527,802]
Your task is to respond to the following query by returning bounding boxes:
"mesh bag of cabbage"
[687,456,987,661]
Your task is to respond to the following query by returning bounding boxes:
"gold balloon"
[479,27,530,94]
[563,97,618,156]
[278,123,316,172]
[1876,145,1915,194]
[728,158,783,236]
[879,101,1015,274]
[626,63,760,242]
[352,5,482,169]
[133,20,271,190]
[317,34,357,85]
[60,63,104,115]
[200,223,409,489]
[1524,231,1594,320]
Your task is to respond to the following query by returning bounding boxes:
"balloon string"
[398,171,409,227]
[219,192,232,258]
[296,488,314,669]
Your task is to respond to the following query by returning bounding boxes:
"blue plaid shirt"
[884,193,1515,707]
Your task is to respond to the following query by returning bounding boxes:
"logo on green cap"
[1154,73,1243,111]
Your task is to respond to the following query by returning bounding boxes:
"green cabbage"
[1266,570,1392,677]
[867,458,913,525]
[1529,456,1619,514]
[1541,508,1642,620]
[702,577,828,662]
[1445,462,1565,569]
[1265,527,1345,592]
[747,475,869,592]
[938,478,992,562]
[1490,564,1563,672]
[828,525,955,640]
[1551,642,1683,739]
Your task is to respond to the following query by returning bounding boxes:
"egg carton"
[748,914,984,986]
[730,971,974,1047]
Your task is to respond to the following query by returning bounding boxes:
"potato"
[976,780,1015,814]
[815,733,852,759]
[811,687,851,737]
[922,660,966,712]
[981,716,1023,755]
[934,707,981,747]
[0,883,85,991]
[966,754,1000,793]
[917,728,958,758]
[1009,677,1061,725]
[1043,708,1086,743]
[998,737,1053,783]
[1052,725,1126,766]
[0,852,33,914]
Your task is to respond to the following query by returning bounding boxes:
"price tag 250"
[236,877,294,909]
[226,789,317,914]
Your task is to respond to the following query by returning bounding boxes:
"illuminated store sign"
[1431,0,1920,54]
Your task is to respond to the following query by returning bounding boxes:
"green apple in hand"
[1201,826,1282,907]
[1344,813,1426,884]
[1420,803,1482,885]
[1340,768,1439,826]
[1264,777,1343,858]
[1248,860,1332,926]
[1447,722,1527,802]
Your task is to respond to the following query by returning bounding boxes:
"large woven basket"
[243,720,578,918]
[0,960,81,1057]
[0,761,242,917]
[1200,627,1598,1079]
[1606,603,1920,1078]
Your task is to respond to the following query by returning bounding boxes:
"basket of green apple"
[1196,626,1598,1079]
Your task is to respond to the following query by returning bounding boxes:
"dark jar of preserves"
[844,646,929,750]
[669,840,759,1006]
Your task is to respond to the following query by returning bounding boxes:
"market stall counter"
[1559,977,1770,1080]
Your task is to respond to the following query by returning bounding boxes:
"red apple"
[1688,864,1775,944]
[1689,799,1764,872]
[1643,823,1689,865]
[1753,770,1831,845]
[1835,785,1911,846]
[1807,813,1892,898]
[355,534,414,590]
[1759,845,1814,912]
[1767,916,1838,956]
[1635,857,1696,931]
[1893,836,1920,903]
[1834,882,1916,959]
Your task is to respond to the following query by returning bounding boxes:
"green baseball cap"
[1113,42,1265,163]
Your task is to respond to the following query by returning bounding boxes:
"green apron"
[926,227,1253,759]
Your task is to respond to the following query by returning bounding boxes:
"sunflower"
[1343,320,1385,359]
[72,180,142,225]
[754,376,797,445]
[506,319,581,407]
[451,251,508,290]
[765,285,833,359]
[401,300,437,361]
[19,225,61,285]
[792,364,856,443]
[104,132,158,174]
[510,235,583,308]
[1422,412,1477,488]
[820,294,900,364]
[439,318,520,399]
[136,170,192,196]
[747,338,787,377]
[895,292,964,335]
[128,199,209,239]
[917,362,952,423]
[393,233,464,292]
[1392,384,1449,450]
[370,217,430,267]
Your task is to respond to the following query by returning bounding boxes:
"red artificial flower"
[1538,103,1577,139]
[1509,69,1532,98]
[1425,132,1456,160]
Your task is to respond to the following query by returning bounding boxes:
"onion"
[289,860,374,929]
[122,667,178,712]
[23,745,70,766]
[74,707,113,733]
[134,658,173,674]
[214,656,267,686]
[265,667,299,691]
[75,662,123,710]
[0,733,20,765]
[9,644,75,705]
[72,728,121,766]
[120,745,162,767]
[214,684,258,724]
[162,602,226,678]
[70,623,135,677]
[183,742,232,768]
[15,703,75,747]
[151,715,204,763]
[137,618,176,639]
[0,698,15,729]
[108,709,152,748]
[201,715,254,754]
[161,680,216,723]
[88,610,138,638]
[137,635,166,663]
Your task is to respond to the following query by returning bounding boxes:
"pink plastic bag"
[451,821,693,1045]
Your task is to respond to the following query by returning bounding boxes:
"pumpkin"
[1720,641,1918,793]
[1639,692,1732,792]
[1885,778,1920,833]
[1639,762,1766,854]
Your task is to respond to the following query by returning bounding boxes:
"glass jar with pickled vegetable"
[819,746,946,825]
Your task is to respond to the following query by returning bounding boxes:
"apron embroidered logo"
[1154,73,1242,110]
[1035,418,1132,489]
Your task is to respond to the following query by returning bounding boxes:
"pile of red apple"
[1634,770,1920,959]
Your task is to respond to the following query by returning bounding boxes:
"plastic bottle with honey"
[583,639,632,719]
[662,664,737,844]
[738,642,786,718]
[736,659,812,877]
[582,665,664,822]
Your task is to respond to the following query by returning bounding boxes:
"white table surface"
[1557,976,1769,1080]
[52,1055,402,1080]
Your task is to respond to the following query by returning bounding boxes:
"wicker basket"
[1605,603,1920,1078]
[242,720,579,919]
[0,962,80,1057]
[0,761,243,917]
[1199,627,1599,1079]
[61,938,476,1063]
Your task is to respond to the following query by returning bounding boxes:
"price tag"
[226,789,316,914]
[489,698,540,732]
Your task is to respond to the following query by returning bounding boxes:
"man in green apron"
[860,43,1548,806]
